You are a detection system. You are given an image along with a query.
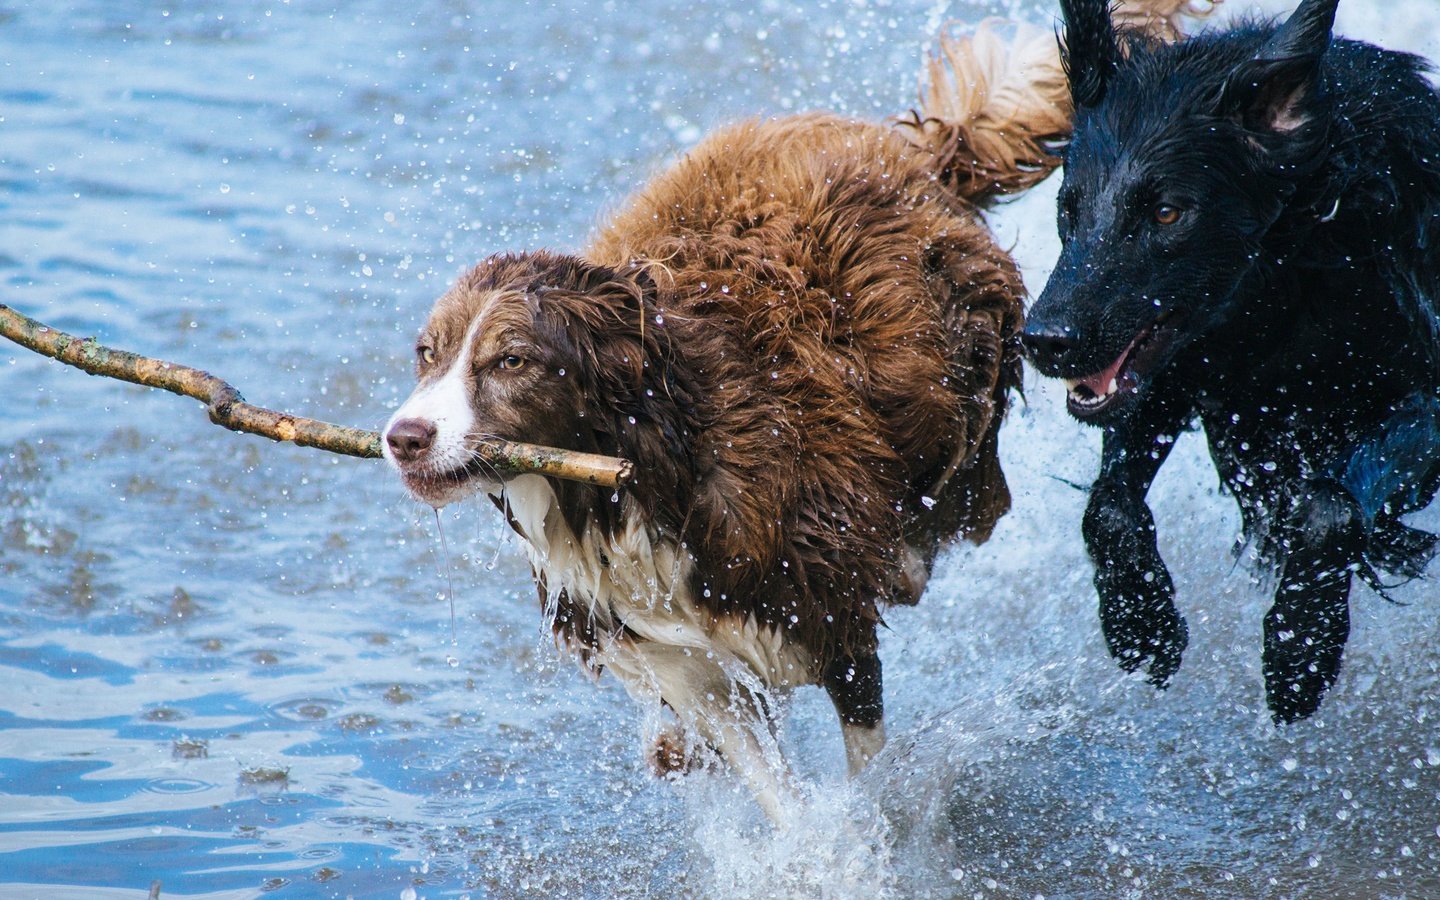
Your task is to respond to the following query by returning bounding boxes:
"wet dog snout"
[1019,322,1080,371]
[385,417,437,462]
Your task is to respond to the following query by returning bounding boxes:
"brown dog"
[383,5,1207,820]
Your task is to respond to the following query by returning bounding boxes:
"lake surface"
[3,1,1440,897]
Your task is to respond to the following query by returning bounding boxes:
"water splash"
[675,771,901,900]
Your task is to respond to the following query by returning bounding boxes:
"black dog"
[1023,0,1440,722]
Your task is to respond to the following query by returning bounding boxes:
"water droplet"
[446,655,459,668]
[1281,757,1298,772]
[920,495,936,509]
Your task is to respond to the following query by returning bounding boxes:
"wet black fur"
[1025,0,1440,722]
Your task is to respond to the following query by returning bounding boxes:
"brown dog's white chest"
[498,474,815,687]
[498,473,813,819]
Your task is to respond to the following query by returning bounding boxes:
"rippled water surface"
[4,1,1440,897]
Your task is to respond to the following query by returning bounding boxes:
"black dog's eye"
[498,355,526,371]
[1153,203,1183,226]
[417,346,436,365]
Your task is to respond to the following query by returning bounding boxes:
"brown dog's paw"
[649,728,698,777]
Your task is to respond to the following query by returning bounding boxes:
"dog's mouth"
[1063,311,1182,420]
[396,455,501,507]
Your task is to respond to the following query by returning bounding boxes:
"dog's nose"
[1019,323,1079,370]
[386,417,437,462]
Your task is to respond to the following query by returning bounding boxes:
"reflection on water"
[3,0,1440,897]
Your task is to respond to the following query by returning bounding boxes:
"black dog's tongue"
[1067,343,1133,400]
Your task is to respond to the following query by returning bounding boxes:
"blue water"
[3,1,1440,897]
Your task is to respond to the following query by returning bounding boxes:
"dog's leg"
[612,642,796,823]
[1336,392,1440,576]
[687,680,795,824]
[1085,401,1191,688]
[1264,393,1440,723]
[822,650,885,776]
[1264,479,1363,723]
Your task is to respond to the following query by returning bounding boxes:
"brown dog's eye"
[418,346,436,365]
[1153,203,1182,226]
[498,355,526,371]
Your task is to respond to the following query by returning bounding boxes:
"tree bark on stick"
[0,304,633,489]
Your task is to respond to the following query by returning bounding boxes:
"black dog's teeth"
[1064,376,1119,407]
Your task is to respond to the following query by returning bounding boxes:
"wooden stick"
[0,304,634,488]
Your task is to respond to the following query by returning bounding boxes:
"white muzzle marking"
[384,318,495,505]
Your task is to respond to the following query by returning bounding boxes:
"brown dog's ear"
[1220,0,1339,134]
[1060,0,1121,109]
[530,259,654,401]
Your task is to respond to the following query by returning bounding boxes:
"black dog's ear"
[1059,0,1119,108]
[1220,0,1339,134]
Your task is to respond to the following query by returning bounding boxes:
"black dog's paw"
[1264,562,1352,722]
[1098,569,1189,689]
[1263,630,1345,724]
[1263,479,1359,723]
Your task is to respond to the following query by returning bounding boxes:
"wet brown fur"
[421,113,1024,671]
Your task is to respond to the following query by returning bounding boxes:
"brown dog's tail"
[895,1,1221,207]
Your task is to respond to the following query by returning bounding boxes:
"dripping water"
[433,507,459,653]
